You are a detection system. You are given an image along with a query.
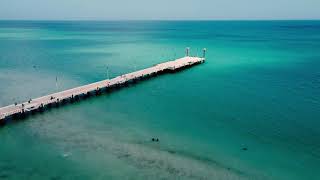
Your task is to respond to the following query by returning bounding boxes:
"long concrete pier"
[0,55,205,125]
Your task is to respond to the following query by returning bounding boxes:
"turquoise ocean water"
[0,21,320,179]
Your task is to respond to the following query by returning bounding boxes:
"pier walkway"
[0,56,205,124]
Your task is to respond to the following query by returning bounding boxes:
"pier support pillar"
[39,104,44,112]
[0,122,5,126]
[0,118,6,126]
[21,109,26,119]
[95,88,101,95]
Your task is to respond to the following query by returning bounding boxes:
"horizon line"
[0,18,320,22]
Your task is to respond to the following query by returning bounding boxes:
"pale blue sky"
[0,0,319,20]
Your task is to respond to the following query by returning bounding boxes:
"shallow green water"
[0,21,320,179]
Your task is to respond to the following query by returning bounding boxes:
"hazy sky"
[0,0,319,20]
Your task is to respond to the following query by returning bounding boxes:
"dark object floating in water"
[242,147,248,151]
[33,65,36,68]
[151,138,159,142]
